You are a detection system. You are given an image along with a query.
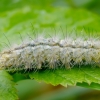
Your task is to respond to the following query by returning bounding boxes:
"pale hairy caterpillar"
[0,31,100,72]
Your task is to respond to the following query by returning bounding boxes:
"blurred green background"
[1,0,100,100]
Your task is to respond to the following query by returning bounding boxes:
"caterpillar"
[0,34,100,72]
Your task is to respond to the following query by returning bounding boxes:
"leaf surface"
[0,70,18,100]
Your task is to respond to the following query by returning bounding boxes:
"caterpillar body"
[0,36,100,71]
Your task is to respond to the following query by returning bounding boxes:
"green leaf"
[0,70,18,100]
[29,66,100,90]
[77,82,100,90]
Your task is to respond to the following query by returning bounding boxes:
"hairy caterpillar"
[0,34,100,72]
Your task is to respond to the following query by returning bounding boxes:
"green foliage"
[29,66,100,89]
[0,70,18,100]
[0,0,100,99]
